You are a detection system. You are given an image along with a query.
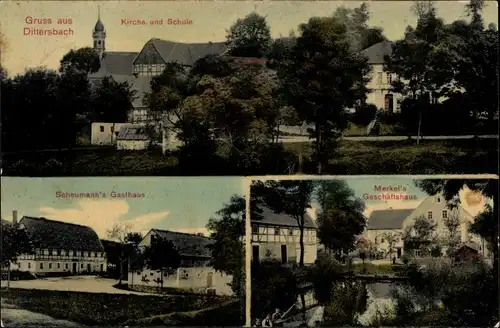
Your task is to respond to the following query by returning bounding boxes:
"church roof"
[137,39,227,66]
[94,52,139,75]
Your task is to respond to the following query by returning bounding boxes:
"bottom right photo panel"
[248,176,498,327]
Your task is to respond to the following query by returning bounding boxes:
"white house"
[128,228,233,296]
[116,124,150,150]
[251,207,318,265]
[363,195,492,259]
[360,41,403,114]
[7,211,107,275]
[90,122,131,146]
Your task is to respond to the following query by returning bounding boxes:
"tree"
[226,12,272,58]
[332,3,388,52]
[206,195,246,294]
[384,3,456,143]
[442,213,461,258]
[106,223,135,284]
[381,231,401,260]
[310,253,343,304]
[252,180,315,266]
[91,76,137,124]
[143,236,181,289]
[251,260,299,320]
[279,16,370,173]
[0,222,34,290]
[315,180,366,258]
[60,47,101,74]
[402,215,438,258]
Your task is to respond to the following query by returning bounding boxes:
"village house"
[115,124,151,150]
[8,211,107,275]
[360,41,403,114]
[363,195,492,259]
[251,207,318,265]
[128,228,233,296]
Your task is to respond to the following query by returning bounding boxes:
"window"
[49,263,52,269]
[437,197,441,203]
[252,224,258,234]
[386,73,392,84]
[57,250,61,256]
[40,263,44,269]
[274,227,280,235]
[65,263,68,269]
[427,211,433,220]
[80,263,83,269]
[69,250,73,256]
[377,72,383,85]
[150,272,154,276]
[381,238,385,243]
[442,211,448,219]
[289,229,294,236]
[28,263,31,269]
[384,94,394,113]
[100,126,104,132]
[57,263,61,269]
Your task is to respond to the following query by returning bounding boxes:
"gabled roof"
[366,209,414,230]
[116,125,149,141]
[150,229,213,258]
[137,39,227,66]
[458,242,481,252]
[19,216,104,252]
[252,207,317,229]
[360,41,393,65]
[91,52,139,76]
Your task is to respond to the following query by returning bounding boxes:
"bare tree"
[106,222,132,285]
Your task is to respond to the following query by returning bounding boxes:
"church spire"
[92,5,106,58]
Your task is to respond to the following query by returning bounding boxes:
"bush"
[351,104,378,126]
[1,270,37,281]
[311,254,343,304]
[251,260,299,319]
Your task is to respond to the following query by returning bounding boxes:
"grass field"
[3,138,496,175]
[1,288,238,326]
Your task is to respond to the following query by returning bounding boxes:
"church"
[87,11,228,126]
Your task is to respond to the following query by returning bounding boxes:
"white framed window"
[442,210,448,219]
[427,211,433,220]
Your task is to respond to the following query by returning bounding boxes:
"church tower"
[92,6,106,58]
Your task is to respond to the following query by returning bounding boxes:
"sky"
[1,1,498,75]
[1,177,245,239]
[304,177,493,220]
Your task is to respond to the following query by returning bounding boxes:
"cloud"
[38,199,169,239]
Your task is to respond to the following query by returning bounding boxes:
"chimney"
[12,210,18,225]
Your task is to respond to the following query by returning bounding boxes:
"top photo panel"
[1,1,498,177]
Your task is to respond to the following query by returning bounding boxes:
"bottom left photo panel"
[0,177,248,327]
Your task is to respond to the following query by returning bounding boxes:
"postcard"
[1,1,498,176]
[0,176,248,327]
[248,175,498,327]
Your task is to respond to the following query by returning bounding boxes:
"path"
[279,134,498,143]
[1,298,83,327]
[0,276,158,296]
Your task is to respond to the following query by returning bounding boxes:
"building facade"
[251,207,318,265]
[360,41,403,114]
[363,195,492,259]
[11,212,107,275]
[128,228,233,296]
